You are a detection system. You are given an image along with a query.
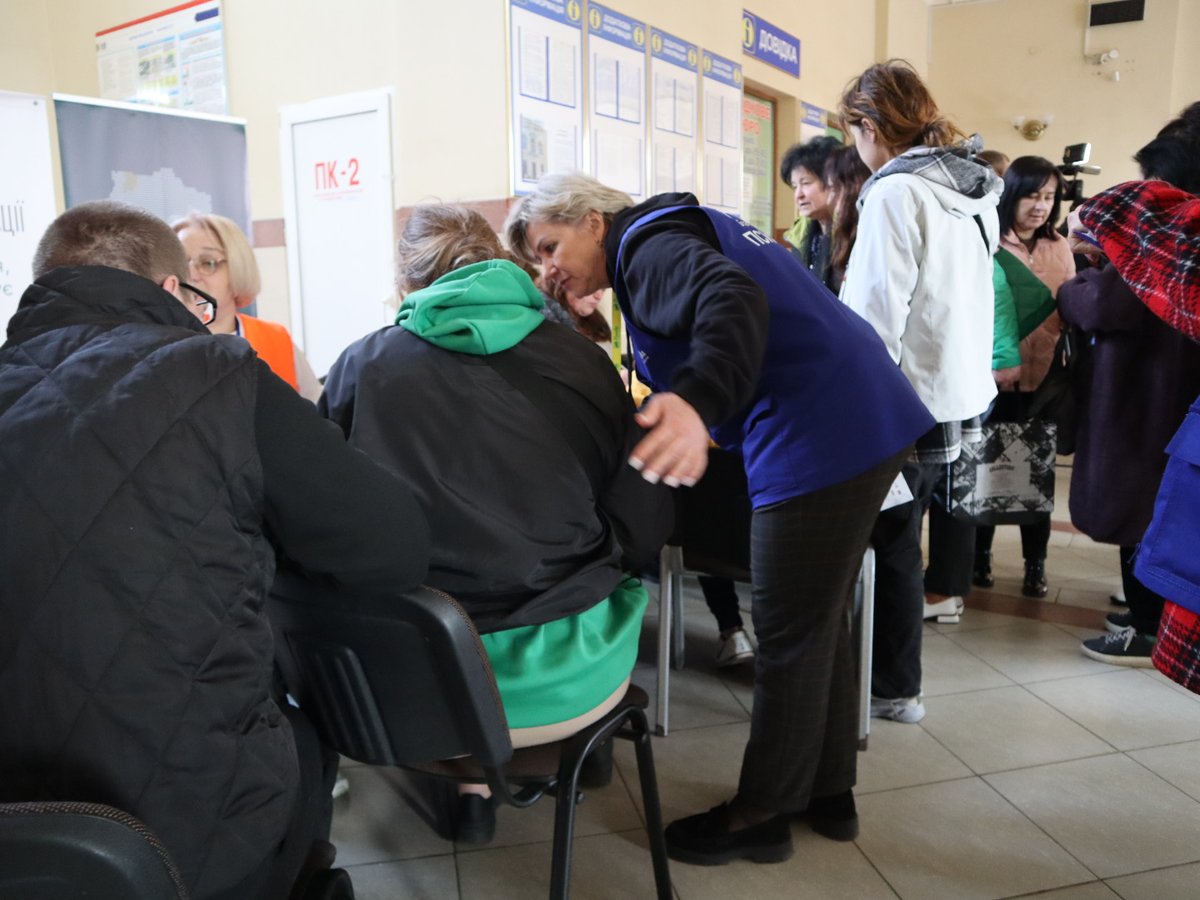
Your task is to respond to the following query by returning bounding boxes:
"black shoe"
[802,790,859,841]
[1022,559,1048,598]
[455,794,495,845]
[664,802,793,866]
[579,737,614,789]
[973,550,995,589]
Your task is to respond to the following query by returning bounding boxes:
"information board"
[509,0,585,194]
[95,0,228,115]
[586,3,647,199]
[0,92,57,332]
[649,27,697,196]
[701,50,743,213]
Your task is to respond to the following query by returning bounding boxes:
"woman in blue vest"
[506,173,934,866]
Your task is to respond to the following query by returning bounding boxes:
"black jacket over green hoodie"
[0,266,429,899]
[321,312,673,633]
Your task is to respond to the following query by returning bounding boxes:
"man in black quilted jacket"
[0,201,431,900]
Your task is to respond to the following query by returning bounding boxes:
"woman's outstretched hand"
[630,392,710,487]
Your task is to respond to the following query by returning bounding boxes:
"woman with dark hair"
[974,156,1076,597]
[822,144,871,295]
[838,60,1001,725]
[779,135,842,289]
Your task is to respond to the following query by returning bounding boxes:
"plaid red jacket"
[1079,180,1200,342]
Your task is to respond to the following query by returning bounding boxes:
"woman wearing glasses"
[174,213,322,401]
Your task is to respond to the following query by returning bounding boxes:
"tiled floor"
[330,462,1200,898]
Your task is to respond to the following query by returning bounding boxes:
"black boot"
[1023,559,1048,598]
[973,550,994,589]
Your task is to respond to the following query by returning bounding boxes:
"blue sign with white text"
[741,10,800,77]
[650,27,697,71]
[586,3,646,52]
[702,50,742,88]
[512,0,583,29]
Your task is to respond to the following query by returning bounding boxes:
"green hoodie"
[396,258,544,354]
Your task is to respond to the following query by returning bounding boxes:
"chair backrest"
[679,448,752,580]
[268,569,514,774]
[0,801,189,900]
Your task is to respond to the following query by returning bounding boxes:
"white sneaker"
[332,772,350,799]
[715,628,755,667]
[870,695,926,724]
[923,596,963,624]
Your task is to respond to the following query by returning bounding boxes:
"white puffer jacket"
[842,165,1001,424]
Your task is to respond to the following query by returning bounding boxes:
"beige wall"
[6,0,1192,326]
[876,0,930,77]
[0,0,887,324]
[927,0,1193,190]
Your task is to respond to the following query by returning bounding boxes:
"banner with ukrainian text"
[0,92,57,333]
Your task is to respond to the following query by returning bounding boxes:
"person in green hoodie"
[319,204,672,844]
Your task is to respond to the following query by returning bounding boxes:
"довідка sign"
[741,10,800,77]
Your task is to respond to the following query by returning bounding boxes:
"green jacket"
[992,259,1021,370]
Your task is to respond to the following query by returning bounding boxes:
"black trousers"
[699,575,744,632]
[975,516,1052,562]
[869,460,939,700]
[925,478,976,597]
[1121,545,1166,636]
[211,704,337,900]
[736,447,907,811]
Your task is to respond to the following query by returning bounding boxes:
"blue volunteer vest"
[614,205,934,507]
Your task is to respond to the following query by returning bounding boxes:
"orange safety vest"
[237,314,299,391]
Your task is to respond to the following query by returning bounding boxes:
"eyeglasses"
[180,281,219,326]
[187,255,227,277]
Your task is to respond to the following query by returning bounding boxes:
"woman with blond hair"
[838,60,1001,724]
[506,171,933,865]
[320,204,672,844]
[174,213,322,401]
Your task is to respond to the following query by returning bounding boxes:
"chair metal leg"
[548,739,589,899]
[669,554,685,672]
[856,547,876,751]
[669,547,685,671]
[655,547,677,736]
[626,708,673,900]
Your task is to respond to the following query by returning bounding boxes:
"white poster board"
[701,50,743,213]
[280,89,395,377]
[586,3,647,200]
[649,27,698,195]
[0,92,58,332]
[509,0,584,194]
[95,0,228,115]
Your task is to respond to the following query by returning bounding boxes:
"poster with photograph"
[95,0,228,114]
[509,0,584,194]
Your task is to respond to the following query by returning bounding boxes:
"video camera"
[1058,143,1101,206]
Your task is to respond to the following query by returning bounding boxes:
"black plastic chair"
[268,570,673,900]
[0,801,190,899]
